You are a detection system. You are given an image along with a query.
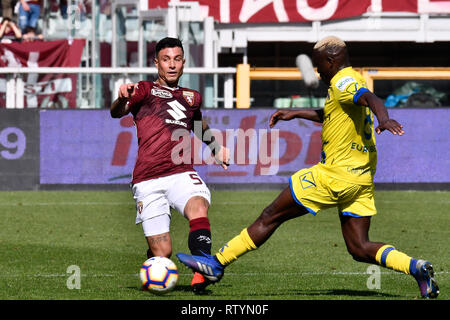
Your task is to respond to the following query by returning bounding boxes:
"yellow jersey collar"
[330,66,353,85]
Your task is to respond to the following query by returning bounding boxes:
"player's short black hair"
[155,37,184,57]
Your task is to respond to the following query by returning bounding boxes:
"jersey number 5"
[189,173,203,185]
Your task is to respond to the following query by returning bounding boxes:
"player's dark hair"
[155,37,184,58]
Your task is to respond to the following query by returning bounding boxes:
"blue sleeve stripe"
[289,177,317,216]
[353,87,370,104]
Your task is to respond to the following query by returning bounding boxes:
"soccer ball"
[139,256,178,294]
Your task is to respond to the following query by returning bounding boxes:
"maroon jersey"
[128,81,202,184]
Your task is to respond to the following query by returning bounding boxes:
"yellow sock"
[375,245,413,275]
[215,228,257,266]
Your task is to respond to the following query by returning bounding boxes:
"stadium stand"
[1,0,449,109]
[0,0,449,191]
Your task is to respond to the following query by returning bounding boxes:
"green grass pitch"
[0,190,448,300]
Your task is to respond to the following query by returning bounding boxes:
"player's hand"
[269,110,295,128]
[118,83,136,100]
[215,145,230,170]
[376,119,404,136]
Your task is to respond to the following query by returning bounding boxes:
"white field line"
[0,199,449,206]
[0,271,448,278]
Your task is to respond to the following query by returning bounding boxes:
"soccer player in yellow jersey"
[177,36,439,298]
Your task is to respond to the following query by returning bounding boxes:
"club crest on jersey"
[299,171,316,189]
[151,87,173,99]
[137,201,143,214]
[182,91,195,106]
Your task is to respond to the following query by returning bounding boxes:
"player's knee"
[259,204,278,226]
[185,196,209,219]
[346,243,371,262]
[350,252,366,262]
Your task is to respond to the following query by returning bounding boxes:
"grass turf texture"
[0,190,448,300]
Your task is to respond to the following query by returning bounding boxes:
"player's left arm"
[193,111,230,170]
[357,91,404,136]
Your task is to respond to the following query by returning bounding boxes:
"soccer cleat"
[412,260,439,299]
[191,272,211,294]
[176,252,224,282]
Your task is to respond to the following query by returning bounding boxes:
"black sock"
[188,217,211,256]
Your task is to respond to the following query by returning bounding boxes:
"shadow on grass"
[229,288,401,299]
[126,284,402,299]
[286,288,400,298]
[176,285,214,296]
[126,284,214,296]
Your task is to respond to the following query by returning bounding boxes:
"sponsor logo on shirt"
[151,87,173,99]
[165,119,187,127]
[335,76,356,92]
[165,100,188,127]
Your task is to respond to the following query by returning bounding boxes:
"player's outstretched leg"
[177,188,308,283]
[411,259,439,299]
[185,198,214,293]
[191,272,212,293]
[375,245,439,298]
[340,215,439,298]
[177,251,225,282]
[177,226,260,282]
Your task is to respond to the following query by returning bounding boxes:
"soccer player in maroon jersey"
[110,37,230,293]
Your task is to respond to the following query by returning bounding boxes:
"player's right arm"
[357,91,404,136]
[269,109,323,128]
[110,83,137,118]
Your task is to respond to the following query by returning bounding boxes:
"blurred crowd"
[0,0,91,43]
[1,0,43,42]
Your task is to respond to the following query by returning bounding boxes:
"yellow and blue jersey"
[317,66,377,185]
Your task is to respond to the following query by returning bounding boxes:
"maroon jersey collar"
[153,81,179,91]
